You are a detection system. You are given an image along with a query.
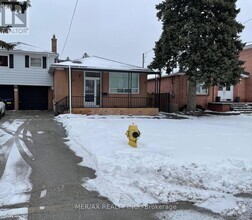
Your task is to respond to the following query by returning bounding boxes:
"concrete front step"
[232,111,252,114]
[233,109,252,112]
[232,108,252,113]
[233,105,252,108]
[232,107,252,110]
[231,103,252,113]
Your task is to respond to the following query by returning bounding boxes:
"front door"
[218,85,233,101]
[84,78,100,107]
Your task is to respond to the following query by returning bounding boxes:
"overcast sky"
[1,0,252,67]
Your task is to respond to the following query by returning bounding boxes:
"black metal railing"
[55,96,155,114]
[71,96,85,108]
[102,97,153,108]
[153,93,172,112]
[55,96,69,115]
[71,96,154,108]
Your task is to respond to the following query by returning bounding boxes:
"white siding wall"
[0,52,56,86]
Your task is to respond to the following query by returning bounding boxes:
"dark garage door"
[19,86,48,110]
[0,85,14,110]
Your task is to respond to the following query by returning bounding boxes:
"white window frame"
[109,72,140,94]
[196,83,208,95]
[30,57,42,68]
[0,55,9,67]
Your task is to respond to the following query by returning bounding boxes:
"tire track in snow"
[0,119,34,219]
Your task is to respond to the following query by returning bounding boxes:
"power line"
[243,18,252,25]
[61,0,79,58]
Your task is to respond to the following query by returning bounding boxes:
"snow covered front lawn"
[56,114,252,217]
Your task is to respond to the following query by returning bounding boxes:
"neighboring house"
[147,43,252,112]
[0,36,58,110]
[49,55,158,115]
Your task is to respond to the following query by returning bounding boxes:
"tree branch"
[0,40,15,50]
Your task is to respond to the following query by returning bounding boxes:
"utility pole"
[142,53,145,68]
[142,50,152,68]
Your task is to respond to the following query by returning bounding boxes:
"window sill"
[109,93,140,95]
[30,66,42,68]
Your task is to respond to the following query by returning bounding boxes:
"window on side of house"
[30,57,42,67]
[196,83,208,95]
[0,55,8,67]
[109,72,139,94]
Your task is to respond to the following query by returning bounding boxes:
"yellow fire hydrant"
[125,123,141,148]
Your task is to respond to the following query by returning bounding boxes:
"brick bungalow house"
[147,43,252,112]
[49,54,159,115]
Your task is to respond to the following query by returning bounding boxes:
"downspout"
[154,74,157,94]
[68,65,72,114]
[100,71,102,107]
[154,73,157,107]
[212,86,215,103]
[159,71,161,111]
[128,72,130,108]
[130,72,132,108]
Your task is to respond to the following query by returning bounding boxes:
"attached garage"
[19,86,49,110]
[0,85,14,110]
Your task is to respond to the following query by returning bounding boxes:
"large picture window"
[0,55,8,67]
[109,72,139,94]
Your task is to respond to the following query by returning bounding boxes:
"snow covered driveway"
[57,114,252,218]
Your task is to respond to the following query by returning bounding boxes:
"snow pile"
[156,210,224,220]
[197,195,246,216]
[156,198,252,220]
[56,114,252,217]
[0,208,28,219]
[238,198,252,220]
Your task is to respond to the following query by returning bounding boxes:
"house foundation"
[72,108,159,116]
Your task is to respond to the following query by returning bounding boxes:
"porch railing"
[55,96,69,115]
[55,96,156,115]
[71,96,154,108]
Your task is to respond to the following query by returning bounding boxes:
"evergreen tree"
[0,0,30,49]
[149,0,245,111]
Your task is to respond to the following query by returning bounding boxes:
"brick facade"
[53,69,69,102]
[53,70,149,108]
[240,48,252,101]
[147,46,252,111]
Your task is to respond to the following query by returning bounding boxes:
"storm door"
[84,72,100,107]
